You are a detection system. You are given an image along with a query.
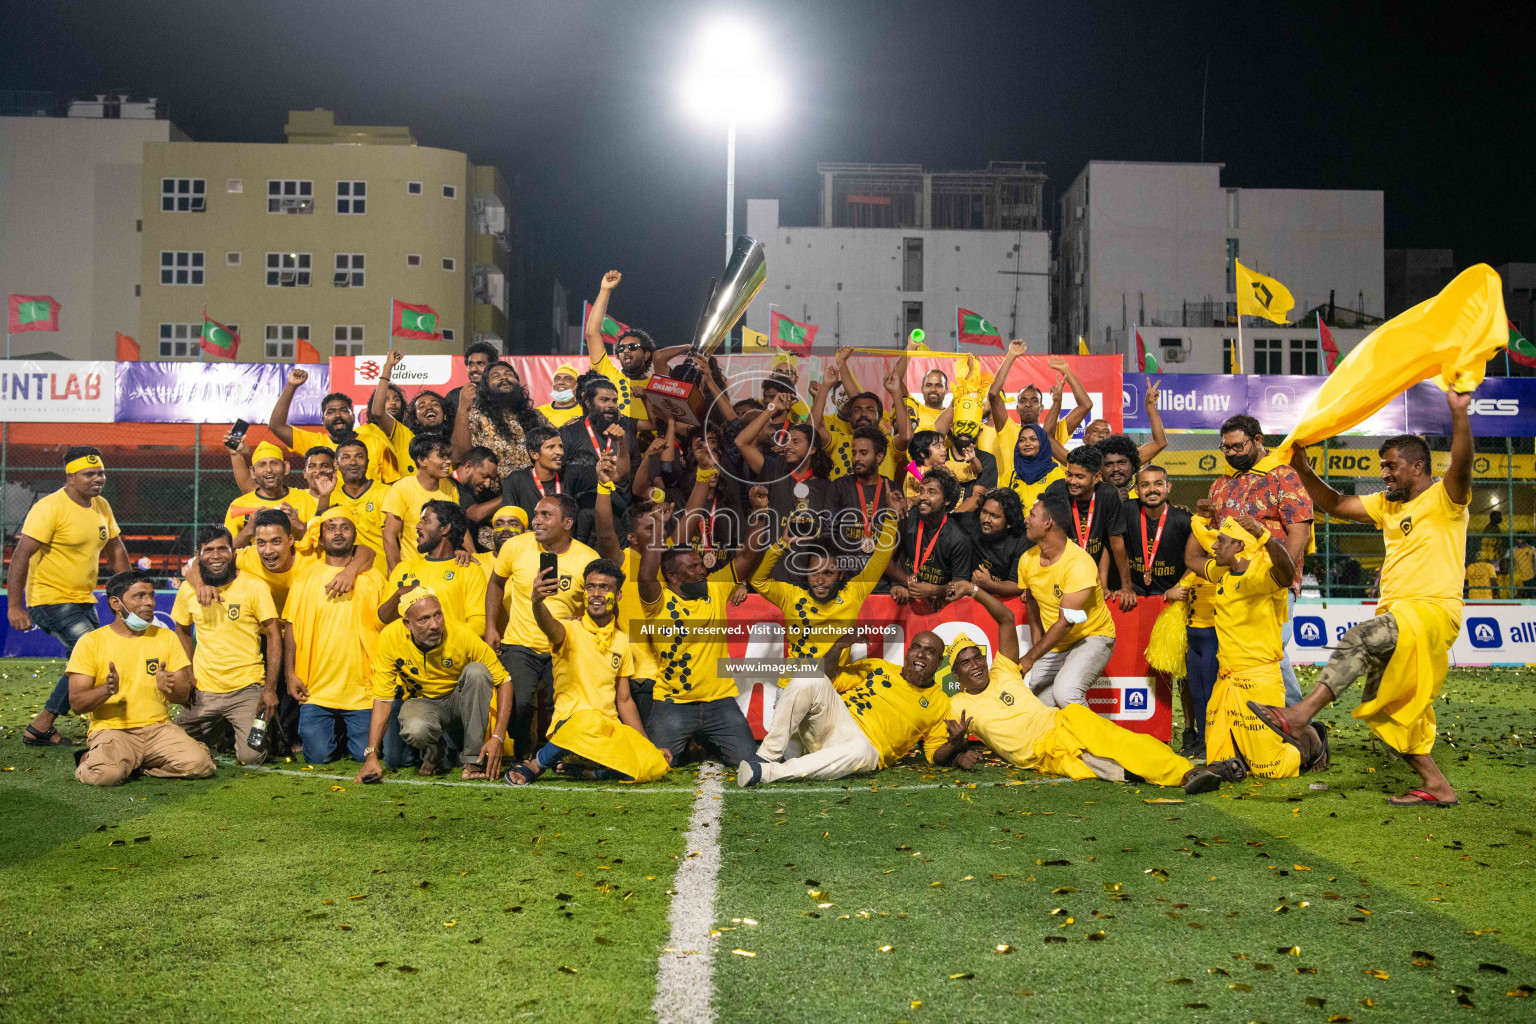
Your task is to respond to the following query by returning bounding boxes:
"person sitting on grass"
[356,588,510,782]
[68,570,215,787]
[505,559,670,785]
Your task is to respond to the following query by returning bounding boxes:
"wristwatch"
[363,746,379,758]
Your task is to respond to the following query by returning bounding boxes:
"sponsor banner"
[1124,373,1405,435]
[0,360,114,422]
[1405,377,1536,437]
[115,361,330,424]
[1155,447,1536,480]
[1,591,178,657]
[1288,600,1536,666]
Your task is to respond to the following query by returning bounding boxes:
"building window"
[442,184,457,199]
[1225,238,1239,293]
[902,301,923,336]
[442,257,456,272]
[158,322,202,358]
[333,325,364,356]
[406,254,422,267]
[1290,336,1320,375]
[1223,337,1237,374]
[267,179,314,213]
[160,178,205,212]
[159,250,204,285]
[265,324,308,360]
[226,251,241,265]
[334,252,364,287]
[266,251,312,287]
[902,237,923,292]
[336,180,367,214]
[226,178,243,193]
[441,328,455,342]
[1254,338,1283,375]
[407,181,423,195]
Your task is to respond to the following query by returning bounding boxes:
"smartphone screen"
[539,551,559,580]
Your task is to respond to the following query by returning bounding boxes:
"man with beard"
[318,438,390,576]
[986,344,1091,460]
[585,270,654,423]
[739,627,973,786]
[441,341,500,428]
[1014,495,1117,709]
[503,426,569,521]
[380,500,487,636]
[224,440,315,546]
[950,582,1212,790]
[961,487,1030,599]
[1095,434,1143,501]
[559,378,632,479]
[453,361,547,473]
[171,526,280,764]
[908,367,950,433]
[932,405,999,509]
[1042,446,1137,611]
[885,467,976,611]
[368,348,450,475]
[735,393,832,537]
[813,349,898,481]
[356,588,510,781]
[268,368,401,483]
[538,363,586,427]
[1124,465,1193,597]
[1182,413,1314,705]
[382,435,462,573]
[484,494,598,759]
[453,446,503,552]
[826,426,903,572]
[477,507,527,575]
[9,446,133,748]
[282,507,387,763]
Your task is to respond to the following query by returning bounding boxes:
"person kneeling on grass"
[505,559,670,785]
[740,628,973,786]
[949,581,1220,792]
[356,588,511,783]
[69,570,215,787]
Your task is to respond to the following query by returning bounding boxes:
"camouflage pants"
[1315,613,1399,704]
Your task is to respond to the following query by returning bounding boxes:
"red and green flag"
[200,311,240,359]
[769,310,817,353]
[392,299,442,341]
[956,307,1003,349]
[1317,314,1340,372]
[1510,321,1536,370]
[583,301,631,349]
[1134,329,1160,373]
[8,294,60,332]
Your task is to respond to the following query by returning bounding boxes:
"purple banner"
[1123,373,1406,435]
[0,591,179,658]
[114,361,328,424]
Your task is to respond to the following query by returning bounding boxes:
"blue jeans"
[535,740,624,780]
[1185,627,1219,741]
[1280,590,1302,706]
[31,602,100,716]
[297,704,371,763]
[647,697,758,766]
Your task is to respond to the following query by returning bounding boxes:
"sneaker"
[736,760,762,788]
[1183,757,1247,794]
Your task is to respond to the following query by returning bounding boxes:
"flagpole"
[1235,313,1243,375]
[954,306,960,354]
[388,295,395,353]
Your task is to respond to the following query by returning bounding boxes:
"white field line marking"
[652,763,725,1024]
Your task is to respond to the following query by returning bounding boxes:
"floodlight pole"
[725,118,737,262]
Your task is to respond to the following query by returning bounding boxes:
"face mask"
[550,388,574,403]
[1225,451,1257,473]
[678,580,709,601]
[124,611,152,632]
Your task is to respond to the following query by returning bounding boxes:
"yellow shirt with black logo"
[324,479,391,575]
[371,618,508,701]
[490,533,598,653]
[1016,541,1115,652]
[65,624,190,734]
[618,548,661,682]
[1360,480,1468,617]
[282,563,386,711]
[640,563,743,704]
[593,351,651,420]
[20,488,119,606]
[170,574,277,693]
[823,422,898,481]
[1000,464,1066,512]
[290,423,402,484]
[833,657,952,767]
[948,654,1056,768]
[381,474,458,553]
[388,556,488,637]
[223,488,318,542]
[538,402,586,428]
[1205,549,1286,673]
[551,616,636,730]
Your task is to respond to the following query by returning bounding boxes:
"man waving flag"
[392,299,442,341]
[1235,260,1295,324]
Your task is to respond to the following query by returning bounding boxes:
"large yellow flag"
[1274,264,1508,460]
[1235,260,1295,324]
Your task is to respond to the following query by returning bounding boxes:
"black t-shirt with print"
[897,510,976,587]
[954,510,1033,584]
[1042,479,1128,564]
[1117,499,1194,596]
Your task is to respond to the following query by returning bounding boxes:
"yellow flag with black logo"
[1235,260,1294,324]
[741,326,770,352]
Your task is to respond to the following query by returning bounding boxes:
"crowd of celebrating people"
[4,270,1476,807]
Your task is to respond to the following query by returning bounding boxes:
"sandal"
[1387,789,1459,807]
[417,757,444,777]
[24,725,75,747]
[1246,701,1302,745]
[552,761,596,781]
[503,762,540,787]
[460,763,488,781]
[1303,723,1330,773]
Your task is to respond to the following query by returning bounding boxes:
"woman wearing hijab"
[1001,422,1065,510]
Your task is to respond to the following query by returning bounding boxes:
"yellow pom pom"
[1144,601,1190,678]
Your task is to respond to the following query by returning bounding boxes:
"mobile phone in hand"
[539,551,559,581]
[225,419,250,450]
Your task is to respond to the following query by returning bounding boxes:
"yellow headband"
[65,453,104,475]
[314,505,355,527]
[1217,517,1264,558]
[398,586,439,614]
[251,441,286,466]
[553,363,580,381]
[493,506,528,529]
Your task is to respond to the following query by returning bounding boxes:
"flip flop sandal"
[417,758,444,777]
[1246,701,1302,746]
[24,725,75,747]
[503,762,540,787]
[1388,789,1459,807]
[1303,722,1331,773]
[552,761,596,780]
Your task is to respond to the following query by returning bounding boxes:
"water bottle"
[246,713,268,753]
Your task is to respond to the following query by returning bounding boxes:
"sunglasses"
[616,343,648,354]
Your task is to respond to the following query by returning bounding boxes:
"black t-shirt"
[1118,500,1194,596]
[897,510,975,587]
[502,467,568,520]
[559,415,636,474]
[1042,479,1127,565]
[955,510,1033,583]
[824,474,902,563]
[756,451,831,539]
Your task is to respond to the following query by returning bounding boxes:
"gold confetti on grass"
[731,950,756,958]
[558,965,578,974]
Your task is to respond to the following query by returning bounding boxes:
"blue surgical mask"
[550,388,575,403]
[124,611,153,632]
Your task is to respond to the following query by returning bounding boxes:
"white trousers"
[756,676,880,783]
[1029,634,1115,709]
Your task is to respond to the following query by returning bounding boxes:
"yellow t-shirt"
[949,654,1056,769]
[1181,571,1219,629]
[908,402,946,432]
[490,533,598,653]
[640,564,744,704]
[388,556,488,637]
[20,489,119,606]
[170,574,277,693]
[370,618,508,701]
[282,562,386,711]
[324,480,392,576]
[380,421,418,477]
[618,548,661,682]
[999,464,1066,511]
[381,474,459,555]
[593,351,651,420]
[1464,562,1496,601]
[538,402,586,428]
[223,488,318,542]
[834,657,952,767]
[1514,545,1535,584]
[65,624,190,734]
[234,543,306,613]
[290,423,401,484]
[823,422,898,481]
[551,616,636,730]
[1206,549,1287,673]
[1360,481,1468,616]
[1016,542,1115,652]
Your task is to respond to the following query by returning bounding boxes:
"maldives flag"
[1509,321,1536,370]
[200,311,240,359]
[769,310,817,352]
[1317,314,1340,372]
[115,332,140,361]
[583,301,631,349]
[956,307,1003,349]
[1135,329,1160,372]
[392,299,442,340]
[8,294,60,332]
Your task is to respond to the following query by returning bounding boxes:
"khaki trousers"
[176,683,269,764]
[75,722,217,788]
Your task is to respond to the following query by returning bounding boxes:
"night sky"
[4,0,1532,347]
